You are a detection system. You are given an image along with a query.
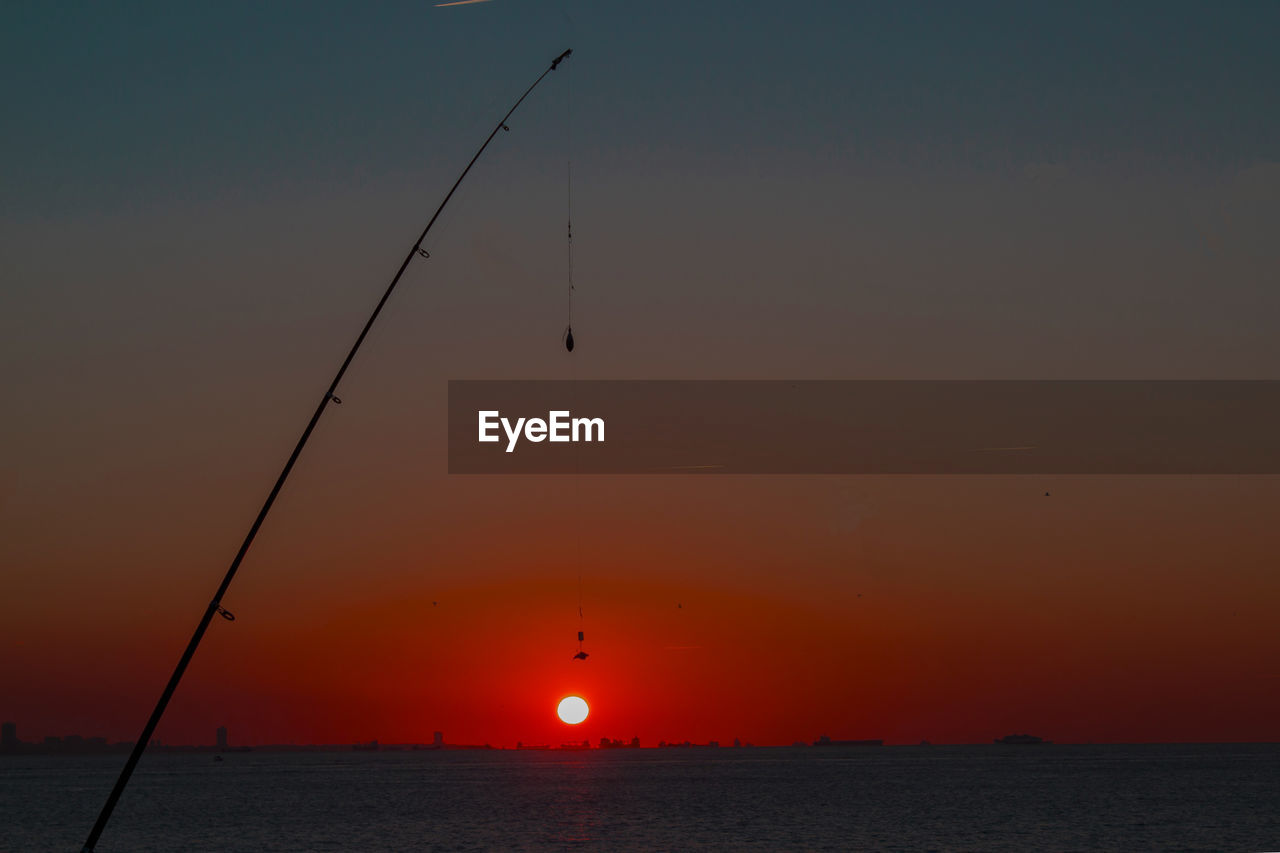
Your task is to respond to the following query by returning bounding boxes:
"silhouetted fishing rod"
[81,47,572,853]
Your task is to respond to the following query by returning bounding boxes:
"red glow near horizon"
[5,480,1280,748]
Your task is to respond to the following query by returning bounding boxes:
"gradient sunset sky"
[2,2,1279,748]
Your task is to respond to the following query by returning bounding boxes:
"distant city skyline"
[0,718,1223,753]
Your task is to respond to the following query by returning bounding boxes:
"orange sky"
[6,473,1278,747]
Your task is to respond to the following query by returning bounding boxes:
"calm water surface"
[3,744,1277,851]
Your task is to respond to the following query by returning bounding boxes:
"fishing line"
[564,43,589,662]
[575,573,587,659]
[563,37,576,353]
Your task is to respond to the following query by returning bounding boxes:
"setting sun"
[556,696,589,725]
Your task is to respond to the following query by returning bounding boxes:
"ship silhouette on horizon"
[994,733,1051,745]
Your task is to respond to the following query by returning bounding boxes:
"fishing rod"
[81,47,573,853]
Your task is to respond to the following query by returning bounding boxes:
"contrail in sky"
[435,0,494,6]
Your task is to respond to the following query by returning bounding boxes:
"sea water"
[3,744,1277,851]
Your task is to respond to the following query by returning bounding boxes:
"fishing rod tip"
[552,48,572,69]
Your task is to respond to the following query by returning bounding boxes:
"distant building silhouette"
[216,726,228,749]
[433,731,444,748]
[813,734,883,747]
[1,721,16,752]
